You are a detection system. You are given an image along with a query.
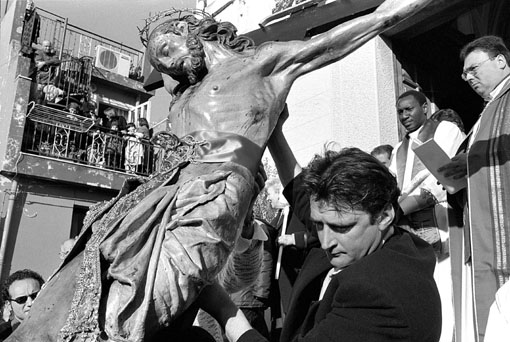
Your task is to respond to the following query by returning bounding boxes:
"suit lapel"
[293,248,331,293]
[280,248,331,342]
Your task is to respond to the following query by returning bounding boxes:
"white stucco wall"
[283,37,400,165]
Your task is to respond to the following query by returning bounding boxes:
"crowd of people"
[39,106,154,174]
[25,82,156,175]
[23,37,157,175]
[79,112,153,174]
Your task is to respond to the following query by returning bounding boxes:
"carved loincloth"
[56,131,259,342]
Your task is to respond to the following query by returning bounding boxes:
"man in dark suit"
[265,177,318,317]
[198,115,442,342]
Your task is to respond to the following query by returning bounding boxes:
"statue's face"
[151,31,192,75]
[149,21,207,86]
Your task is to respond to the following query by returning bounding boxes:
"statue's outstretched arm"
[263,0,433,81]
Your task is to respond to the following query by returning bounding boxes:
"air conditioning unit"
[95,46,131,77]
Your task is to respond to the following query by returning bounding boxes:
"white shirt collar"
[408,127,421,139]
[319,267,342,300]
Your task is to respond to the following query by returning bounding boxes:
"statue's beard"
[168,35,207,86]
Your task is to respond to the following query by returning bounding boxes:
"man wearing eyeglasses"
[438,35,510,341]
[0,269,44,341]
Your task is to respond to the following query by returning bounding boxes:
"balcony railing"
[22,103,162,177]
[34,56,94,109]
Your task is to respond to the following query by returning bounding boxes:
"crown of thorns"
[138,8,213,47]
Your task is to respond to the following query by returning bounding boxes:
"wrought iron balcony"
[22,103,162,177]
[34,56,93,109]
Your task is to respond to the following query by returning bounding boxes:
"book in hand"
[412,138,467,194]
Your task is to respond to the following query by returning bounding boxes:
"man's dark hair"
[301,148,400,224]
[460,35,510,65]
[68,102,79,110]
[138,117,149,128]
[2,269,44,301]
[104,107,117,116]
[397,90,427,106]
[370,144,393,158]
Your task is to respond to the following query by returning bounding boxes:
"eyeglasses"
[461,57,494,80]
[9,291,39,305]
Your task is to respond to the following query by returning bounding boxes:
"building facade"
[0,0,160,279]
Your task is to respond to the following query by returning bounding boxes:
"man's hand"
[398,189,436,215]
[2,303,11,322]
[438,152,468,179]
[278,234,296,247]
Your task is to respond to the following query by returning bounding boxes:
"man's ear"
[377,204,395,231]
[496,54,508,69]
[422,101,429,116]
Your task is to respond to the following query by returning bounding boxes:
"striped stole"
[467,80,510,337]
